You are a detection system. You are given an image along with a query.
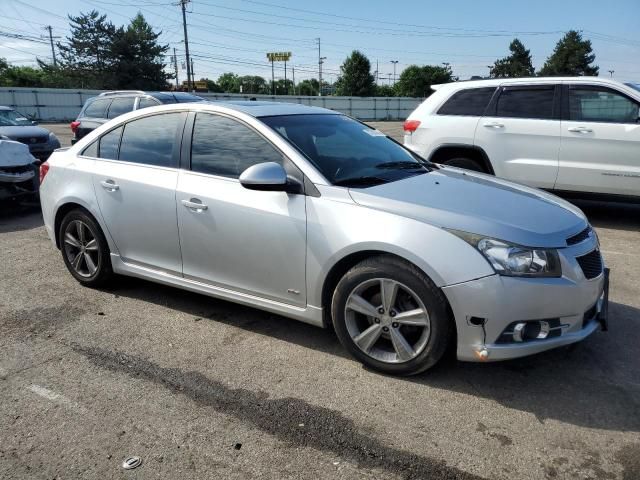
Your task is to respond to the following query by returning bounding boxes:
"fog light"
[513,322,527,342]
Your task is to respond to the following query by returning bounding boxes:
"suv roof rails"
[98,90,146,97]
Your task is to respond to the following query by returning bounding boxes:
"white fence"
[0,87,423,122]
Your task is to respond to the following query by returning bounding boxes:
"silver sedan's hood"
[0,125,50,139]
[348,167,587,248]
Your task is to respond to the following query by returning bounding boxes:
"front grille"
[15,136,47,145]
[0,164,34,174]
[567,226,592,246]
[576,249,603,280]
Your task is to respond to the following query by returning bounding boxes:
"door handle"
[100,180,119,191]
[182,198,208,211]
[483,122,504,129]
[568,126,593,133]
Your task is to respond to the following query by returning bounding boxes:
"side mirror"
[239,162,302,193]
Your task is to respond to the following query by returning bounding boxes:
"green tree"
[238,75,268,94]
[203,78,223,93]
[335,50,376,96]
[109,13,170,90]
[539,30,599,76]
[57,10,117,88]
[273,78,294,95]
[217,72,240,92]
[297,78,318,96]
[491,39,535,78]
[375,84,396,97]
[395,65,454,98]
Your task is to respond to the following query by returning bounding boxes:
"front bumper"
[443,266,608,362]
[0,165,38,200]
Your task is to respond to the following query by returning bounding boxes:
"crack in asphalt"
[72,344,483,480]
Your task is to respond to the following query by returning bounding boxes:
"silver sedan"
[39,101,608,375]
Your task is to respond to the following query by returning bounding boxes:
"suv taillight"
[403,120,421,133]
[39,161,50,184]
[70,121,80,134]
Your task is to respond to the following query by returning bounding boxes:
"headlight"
[449,230,561,278]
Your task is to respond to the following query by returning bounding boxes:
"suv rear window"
[83,99,110,118]
[438,87,495,116]
[495,86,555,120]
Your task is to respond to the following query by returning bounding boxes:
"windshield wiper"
[375,161,429,170]
[333,176,389,187]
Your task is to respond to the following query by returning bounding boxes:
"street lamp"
[390,60,399,85]
[608,70,615,78]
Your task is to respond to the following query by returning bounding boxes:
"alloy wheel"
[63,219,100,278]
[344,278,431,364]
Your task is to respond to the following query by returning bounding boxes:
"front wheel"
[59,209,113,288]
[331,255,453,375]
[445,157,486,173]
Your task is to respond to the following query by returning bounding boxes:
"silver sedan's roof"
[203,101,338,117]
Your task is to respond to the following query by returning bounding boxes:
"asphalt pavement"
[0,122,638,479]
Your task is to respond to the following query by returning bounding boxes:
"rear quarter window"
[83,99,111,118]
[437,87,496,116]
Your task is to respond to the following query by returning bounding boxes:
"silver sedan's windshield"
[261,114,432,187]
[0,109,32,126]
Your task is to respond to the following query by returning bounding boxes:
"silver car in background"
[39,102,608,375]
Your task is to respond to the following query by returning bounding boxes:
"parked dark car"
[70,90,205,142]
[0,106,61,163]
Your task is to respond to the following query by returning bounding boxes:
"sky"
[0,0,639,85]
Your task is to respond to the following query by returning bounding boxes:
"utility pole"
[292,66,295,95]
[375,59,379,86]
[284,60,287,94]
[191,57,195,87]
[271,59,275,95]
[387,73,392,85]
[317,37,326,97]
[390,60,398,86]
[43,26,58,67]
[173,47,179,89]
[178,0,192,91]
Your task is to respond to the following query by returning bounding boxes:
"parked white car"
[404,77,640,200]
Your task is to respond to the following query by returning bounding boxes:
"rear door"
[474,84,561,188]
[556,84,640,196]
[92,111,187,274]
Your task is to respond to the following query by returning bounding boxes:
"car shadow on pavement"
[114,276,640,433]
[0,204,43,233]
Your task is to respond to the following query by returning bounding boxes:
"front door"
[176,112,307,306]
[92,112,186,274]
[556,84,640,196]
[474,84,561,189]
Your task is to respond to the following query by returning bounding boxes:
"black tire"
[331,255,453,376]
[445,157,486,173]
[59,209,113,288]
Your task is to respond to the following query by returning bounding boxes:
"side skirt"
[110,254,325,328]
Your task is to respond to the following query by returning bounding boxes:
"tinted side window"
[107,97,136,119]
[82,141,98,157]
[118,113,184,167]
[138,96,160,109]
[98,127,123,160]
[569,87,639,123]
[191,113,282,178]
[83,99,110,118]
[438,87,496,116]
[496,87,555,119]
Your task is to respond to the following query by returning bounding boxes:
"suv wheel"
[331,255,453,375]
[59,209,113,287]
[445,157,486,173]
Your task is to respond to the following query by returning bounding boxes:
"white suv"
[404,77,640,200]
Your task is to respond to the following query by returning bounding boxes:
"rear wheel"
[331,255,453,375]
[59,209,113,287]
[444,157,486,173]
